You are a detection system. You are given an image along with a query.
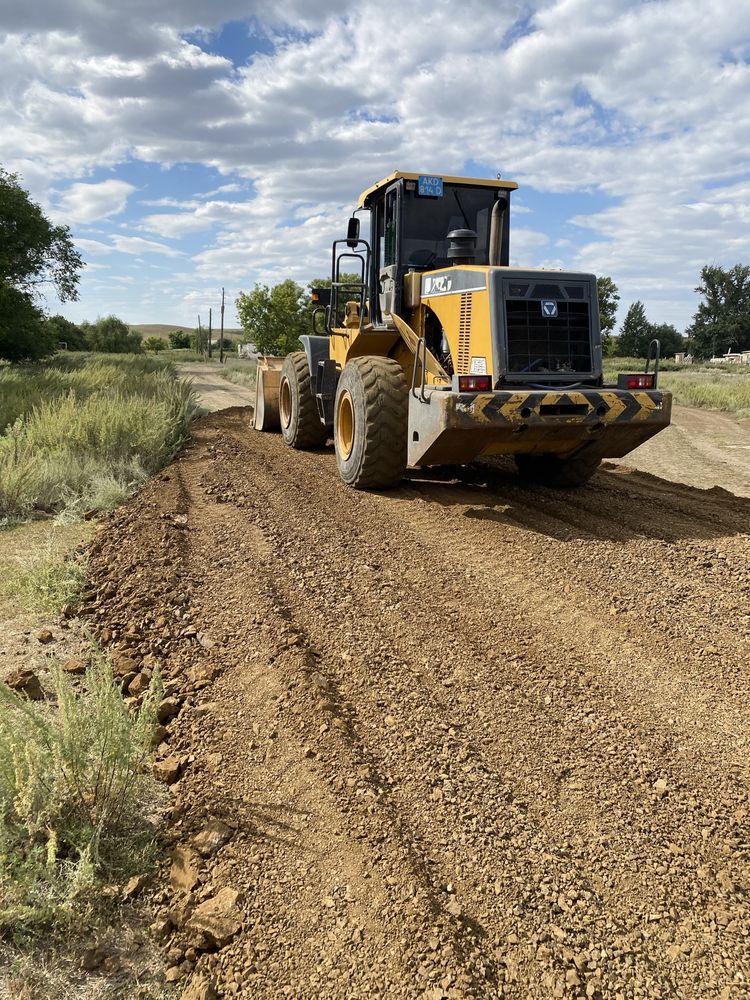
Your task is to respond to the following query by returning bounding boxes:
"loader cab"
[362,173,516,327]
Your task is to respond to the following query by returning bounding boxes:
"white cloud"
[75,237,114,255]
[53,179,136,223]
[2,0,749,327]
[110,235,184,257]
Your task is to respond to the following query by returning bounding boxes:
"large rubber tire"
[515,451,601,488]
[279,351,327,449]
[334,356,408,489]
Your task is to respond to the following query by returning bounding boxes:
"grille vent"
[505,300,592,374]
[457,293,472,374]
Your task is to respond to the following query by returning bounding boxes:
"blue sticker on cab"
[418,175,443,197]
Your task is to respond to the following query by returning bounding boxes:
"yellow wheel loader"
[255,172,671,488]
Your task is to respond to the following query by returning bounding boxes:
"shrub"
[0,655,162,933]
[168,330,191,349]
[1,533,87,615]
[80,316,142,354]
[143,336,166,353]
[0,355,199,518]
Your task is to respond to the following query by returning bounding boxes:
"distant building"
[710,350,750,365]
[237,342,257,359]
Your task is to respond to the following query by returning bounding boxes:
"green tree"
[236,279,309,355]
[596,276,620,355]
[0,168,84,361]
[650,322,685,358]
[168,330,191,349]
[81,315,142,353]
[143,336,166,352]
[44,314,88,351]
[0,286,55,361]
[686,263,750,358]
[618,301,652,357]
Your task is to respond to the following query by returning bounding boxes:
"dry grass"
[0,355,199,519]
[605,357,750,417]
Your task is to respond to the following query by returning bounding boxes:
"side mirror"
[346,216,360,248]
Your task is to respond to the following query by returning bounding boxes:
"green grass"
[0,530,88,616]
[0,354,199,519]
[604,357,750,417]
[0,653,163,937]
[220,361,257,390]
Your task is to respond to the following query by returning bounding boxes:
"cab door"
[377,182,401,326]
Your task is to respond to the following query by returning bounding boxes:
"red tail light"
[619,373,655,390]
[458,375,492,392]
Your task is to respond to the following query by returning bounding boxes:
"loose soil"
[77,404,750,999]
[611,404,750,498]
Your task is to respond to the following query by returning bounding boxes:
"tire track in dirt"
[82,408,750,999]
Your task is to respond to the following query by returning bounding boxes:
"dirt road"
[178,362,256,411]
[611,404,750,498]
[82,408,750,999]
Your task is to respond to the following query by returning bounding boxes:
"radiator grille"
[505,300,592,375]
[457,293,472,374]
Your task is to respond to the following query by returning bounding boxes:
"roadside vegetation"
[0,653,162,936]
[220,360,257,389]
[0,353,199,520]
[605,357,750,417]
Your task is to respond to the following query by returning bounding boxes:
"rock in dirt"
[128,671,151,696]
[36,628,54,644]
[80,945,110,971]
[62,657,87,675]
[154,755,182,784]
[122,874,148,900]
[193,819,232,858]
[112,652,140,677]
[158,696,182,722]
[5,668,44,700]
[186,887,243,948]
[181,975,219,1000]
[170,845,202,892]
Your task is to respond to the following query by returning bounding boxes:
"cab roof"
[357,171,518,208]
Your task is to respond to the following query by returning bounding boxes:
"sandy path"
[178,362,255,412]
[80,406,750,999]
[612,403,750,497]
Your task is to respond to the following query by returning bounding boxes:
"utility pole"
[208,307,213,359]
[220,287,225,365]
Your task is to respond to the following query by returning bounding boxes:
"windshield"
[400,184,496,268]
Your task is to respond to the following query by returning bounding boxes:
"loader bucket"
[254,356,284,431]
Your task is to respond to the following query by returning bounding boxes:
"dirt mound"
[80,408,750,998]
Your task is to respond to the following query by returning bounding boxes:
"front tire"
[334,357,407,489]
[515,451,601,488]
[279,351,327,449]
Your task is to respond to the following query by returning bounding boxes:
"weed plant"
[0,354,199,518]
[0,654,162,935]
[0,533,87,615]
[221,361,257,389]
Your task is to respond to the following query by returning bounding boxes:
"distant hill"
[129,324,244,340]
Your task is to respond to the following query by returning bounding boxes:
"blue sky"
[2,0,749,332]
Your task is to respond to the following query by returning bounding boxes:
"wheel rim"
[336,390,355,460]
[279,376,292,428]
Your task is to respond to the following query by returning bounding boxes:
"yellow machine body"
[256,171,672,488]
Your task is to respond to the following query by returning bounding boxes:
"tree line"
[2,165,748,362]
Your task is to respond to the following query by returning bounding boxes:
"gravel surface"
[80,407,750,999]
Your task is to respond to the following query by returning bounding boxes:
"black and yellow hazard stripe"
[458,389,666,425]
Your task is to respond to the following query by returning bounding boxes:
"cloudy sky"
[2,0,749,331]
